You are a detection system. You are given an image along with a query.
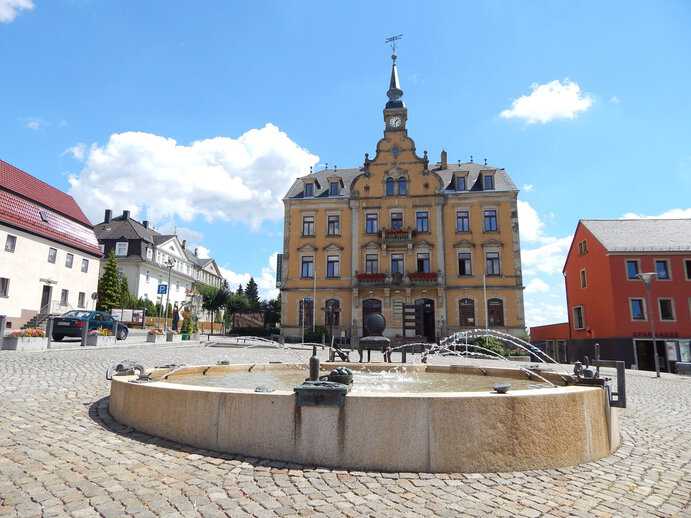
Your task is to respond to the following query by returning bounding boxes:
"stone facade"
[279,56,525,341]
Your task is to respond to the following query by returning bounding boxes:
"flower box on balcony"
[409,272,438,283]
[356,273,386,283]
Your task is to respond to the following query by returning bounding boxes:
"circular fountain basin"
[109,363,619,473]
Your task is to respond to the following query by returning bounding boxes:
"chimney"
[104,209,112,223]
[194,247,198,257]
[142,220,149,229]
[182,239,186,250]
[440,149,448,169]
[122,210,130,219]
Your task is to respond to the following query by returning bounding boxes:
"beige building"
[278,53,525,342]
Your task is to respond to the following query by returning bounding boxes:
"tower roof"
[386,53,405,109]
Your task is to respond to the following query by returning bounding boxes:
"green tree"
[96,251,120,311]
[118,274,131,308]
[236,283,244,296]
[244,277,260,309]
[262,297,281,328]
[224,292,250,329]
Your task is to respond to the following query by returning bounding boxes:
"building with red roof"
[0,159,101,331]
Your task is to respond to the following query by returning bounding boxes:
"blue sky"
[2,1,690,325]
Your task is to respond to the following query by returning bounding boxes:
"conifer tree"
[97,251,120,311]
[245,277,259,309]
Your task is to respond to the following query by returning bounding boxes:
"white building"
[0,159,101,330]
[93,210,223,309]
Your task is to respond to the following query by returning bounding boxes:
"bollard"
[402,348,407,363]
[113,320,118,342]
[0,315,6,348]
[46,316,54,350]
[81,321,88,347]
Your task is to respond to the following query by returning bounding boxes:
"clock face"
[388,116,402,128]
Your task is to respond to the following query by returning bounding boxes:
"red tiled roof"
[0,159,92,226]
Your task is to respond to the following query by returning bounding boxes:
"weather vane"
[385,34,403,58]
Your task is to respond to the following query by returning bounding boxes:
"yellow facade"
[278,57,525,341]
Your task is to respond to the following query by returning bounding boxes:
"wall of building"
[0,224,100,327]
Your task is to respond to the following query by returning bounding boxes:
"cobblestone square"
[1,344,690,517]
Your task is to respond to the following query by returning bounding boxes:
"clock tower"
[383,50,407,132]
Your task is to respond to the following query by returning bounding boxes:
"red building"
[535,219,691,371]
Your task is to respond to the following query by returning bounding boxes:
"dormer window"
[304,183,314,197]
[398,177,408,195]
[483,174,495,191]
[455,175,466,191]
[329,181,340,196]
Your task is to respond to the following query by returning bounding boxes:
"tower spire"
[385,34,404,109]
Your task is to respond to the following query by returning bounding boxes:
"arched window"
[398,176,408,195]
[299,297,313,329]
[459,298,475,327]
[487,298,504,327]
[325,299,340,327]
[385,177,395,196]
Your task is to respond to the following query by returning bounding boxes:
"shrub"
[147,328,164,336]
[88,328,112,336]
[11,328,45,338]
[304,325,329,344]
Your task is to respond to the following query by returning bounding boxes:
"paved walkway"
[0,345,690,517]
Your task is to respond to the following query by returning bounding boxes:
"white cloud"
[525,278,550,294]
[622,208,691,219]
[24,117,45,130]
[517,200,545,243]
[524,297,568,328]
[63,143,87,161]
[609,96,620,104]
[0,0,33,23]
[500,80,593,124]
[521,236,572,277]
[67,124,319,229]
[523,183,534,192]
[194,245,211,259]
[220,253,279,301]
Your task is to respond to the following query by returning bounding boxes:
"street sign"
[157,284,167,295]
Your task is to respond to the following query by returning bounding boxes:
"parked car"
[52,310,129,341]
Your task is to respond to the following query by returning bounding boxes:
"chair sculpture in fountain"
[358,313,393,363]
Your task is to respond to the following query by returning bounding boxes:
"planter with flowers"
[86,328,116,346]
[146,328,166,344]
[2,328,48,351]
[166,330,182,343]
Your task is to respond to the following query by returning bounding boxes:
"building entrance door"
[414,299,435,342]
[362,299,382,336]
[40,285,52,314]
[635,339,668,372]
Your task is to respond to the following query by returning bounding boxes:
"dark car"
[52,310,129,341]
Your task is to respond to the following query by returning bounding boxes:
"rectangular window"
[304,183,314,197]
[483,209,498,232]
[578,240,589,256]
[327,215,340,236]
[326,256,340,278]
[486,251,501,276]
[115,241,129,256]
[573,306,585,330]
[301,256,314,278]
[146,248,153,260]
[365,254,378,273]
[391,212,403,230]
[81,259,89,273]
[630,298,646,320]
[365,213,378,234]
[329,181,340,196]
[302,215,315,236]
[456,210,470,232]
[78,292,86,308]
[65,253,74,268]
[580,269,587,288]
[0,277,9,297]
[659,299,675,321]
[48,247,57,263]
[626,260,639,280]
[458,252,472,276]
[391,254,404,274]
[455,175,466,191]
[685,259,691,280]
[415,211,429,233]
[483,174,495,190]
[416,253,430,273]
[4,234,16,253]
[655,259,670,280]
[99,244,105,255]
[60,289,69,305]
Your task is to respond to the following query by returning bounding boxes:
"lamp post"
[483,273,488,330]
[637,272,660,378]
[163,257,176,331]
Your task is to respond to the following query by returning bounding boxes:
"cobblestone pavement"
[1,344,690,518]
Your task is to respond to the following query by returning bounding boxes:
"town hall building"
[277,52,526,342]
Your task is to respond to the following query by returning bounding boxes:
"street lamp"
[163,257,176,331]
[637,271,660,378]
